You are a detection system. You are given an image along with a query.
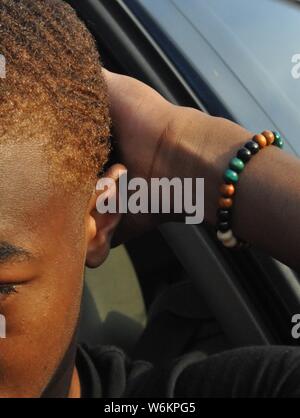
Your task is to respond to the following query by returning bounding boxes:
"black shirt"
[76,344,300,398]
[76,344,205,398]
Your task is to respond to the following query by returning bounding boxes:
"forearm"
[106,71,300,267]
[162,106,300,270]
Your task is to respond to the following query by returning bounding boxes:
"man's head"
[0,0,121,397]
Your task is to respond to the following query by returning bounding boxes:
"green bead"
[273,131,284,148]
[224,169,239,184]
[229,157,245,173]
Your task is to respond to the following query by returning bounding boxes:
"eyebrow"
[0,241,33,265]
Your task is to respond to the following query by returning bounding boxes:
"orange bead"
[220,184,235,197]
[262,130,275,145]
[253,134,267,148]
[219,197,233,209]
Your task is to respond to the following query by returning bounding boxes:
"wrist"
[200,116,252,224]
[159,106,252,224]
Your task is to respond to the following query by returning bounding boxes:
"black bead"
[217,209,231,222]
[237,147,251,163]
[217,221,230,232]
[245,141,259,155]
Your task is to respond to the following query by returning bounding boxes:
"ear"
[85,164,127,268]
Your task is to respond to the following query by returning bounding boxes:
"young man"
[2,0,300,398]
[0,0,125,397]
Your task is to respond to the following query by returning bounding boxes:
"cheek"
[0,257,84,397]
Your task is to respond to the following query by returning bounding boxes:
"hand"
[103,69,190,243]
[103,69,176,181]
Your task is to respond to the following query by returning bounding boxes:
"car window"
[137,0,300,153]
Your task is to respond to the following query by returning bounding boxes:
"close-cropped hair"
[0,0,110,190]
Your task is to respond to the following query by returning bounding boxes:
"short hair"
[0,0,110,191]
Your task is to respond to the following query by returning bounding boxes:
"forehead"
[0,140,81,253]
[0,140,49,196]
[0,140,53,222]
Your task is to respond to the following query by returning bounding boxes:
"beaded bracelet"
[216,130,284,249]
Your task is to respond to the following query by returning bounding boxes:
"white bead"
[217,229,233,242]
[223,236,238,248]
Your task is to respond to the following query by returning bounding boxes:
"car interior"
[65,0,300,365]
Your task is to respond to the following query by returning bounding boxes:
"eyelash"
[0,285,18,296]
